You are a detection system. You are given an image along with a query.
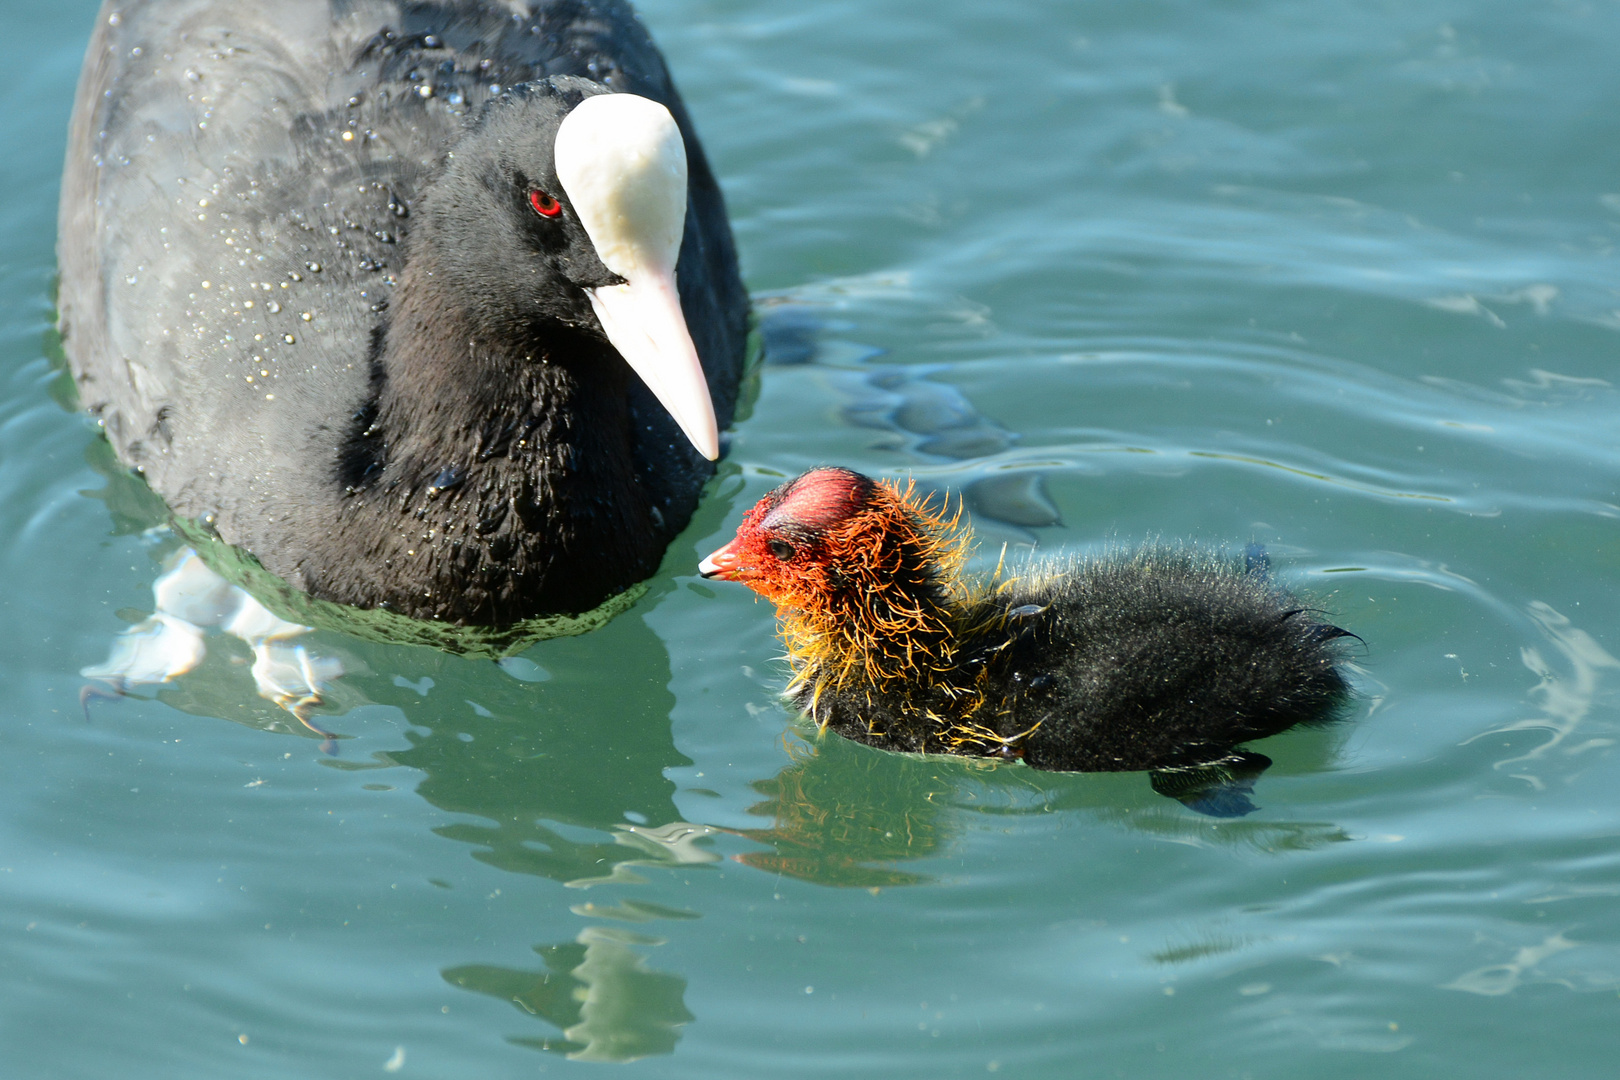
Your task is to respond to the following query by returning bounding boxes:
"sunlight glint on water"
[1,1,1618,1077]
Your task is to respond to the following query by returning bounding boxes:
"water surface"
[3,1,1619,1076]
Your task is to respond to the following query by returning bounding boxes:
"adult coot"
[58,0,749,626]
[700,468,1354,807]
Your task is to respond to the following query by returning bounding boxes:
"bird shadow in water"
[758,301,1061,536]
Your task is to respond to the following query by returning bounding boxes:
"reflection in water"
[733,731,1354,888]
[1443,925,1620,998]
[445,925,694,1062]
[1046,761,1356,854]
[1148,933,1261,966]
[74,426,724,1062]
[1108,804,1353,853]
[86,567,713,1061]
[730,736,955,887]
[1443,932,1580,997]
[382,624,706,883]
[76,431,170,536]
[1482,602,1620,784]
[372,605,711,1060]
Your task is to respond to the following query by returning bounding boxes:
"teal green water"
[5,1,1619,1075]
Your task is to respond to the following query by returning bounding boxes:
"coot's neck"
[324,253,660,624]
[371,257,619,470]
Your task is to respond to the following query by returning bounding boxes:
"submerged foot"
[1149,752,1274,817]
[82,549,345,741]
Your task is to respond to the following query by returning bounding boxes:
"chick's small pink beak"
[698,538,741,579]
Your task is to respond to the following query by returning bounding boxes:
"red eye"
[529,190,562,218]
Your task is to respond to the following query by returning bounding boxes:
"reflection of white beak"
[555,93,720,460]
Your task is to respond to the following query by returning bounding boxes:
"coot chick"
[700,468,1353,780]
[58,0,749,626]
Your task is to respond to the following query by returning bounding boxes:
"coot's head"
[700,467,967,611]
[422,76,717,457]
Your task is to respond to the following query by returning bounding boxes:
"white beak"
[555,93,720,460]
[585,273,718,460]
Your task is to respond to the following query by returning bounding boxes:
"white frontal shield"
[554,93,719,460]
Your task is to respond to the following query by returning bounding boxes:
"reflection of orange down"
[443,924,693,1062]
[728,738,954,888]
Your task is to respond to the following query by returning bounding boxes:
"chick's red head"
[702,467,970,691]
[698,467,876,606]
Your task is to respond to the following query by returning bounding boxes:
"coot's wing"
[58,0,745,543]
[60,0,454,532]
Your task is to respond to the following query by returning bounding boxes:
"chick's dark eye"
[767,539,795,561]
[529,190,562,218]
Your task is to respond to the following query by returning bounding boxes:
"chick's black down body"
[803,550,1352,773]
[58,0,749,624]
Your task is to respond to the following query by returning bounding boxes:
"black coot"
[58,0,749,626]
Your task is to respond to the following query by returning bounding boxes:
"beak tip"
[676,410,719,460]
[686,403,720,461]
[698,545,737,579]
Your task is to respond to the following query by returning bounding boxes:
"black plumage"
[701,468,1354,784]
[823,549,1351,772]
[57,0,749,625]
